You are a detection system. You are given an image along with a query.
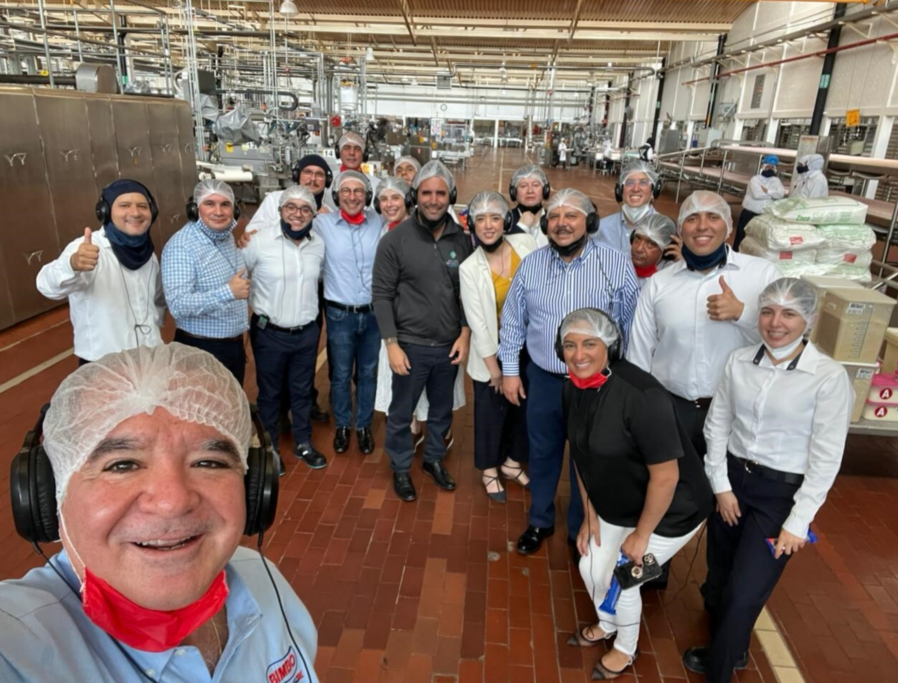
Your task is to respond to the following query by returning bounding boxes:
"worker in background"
[630,213,680,287]
[498,188,640,555]
[242,185,327,473]
[162,180,249,384]
[734,155,785,251]
[789,154,829,200]
[314,171,382,457]
[595,160,661,253]
[507,164,551,247]
[640,136,656,162]
[324,131,380,210]
[394,156,421,184]
[602,138,614,171]
[557,137,569,171]
[372,161,473,503]
[36,179,165,364]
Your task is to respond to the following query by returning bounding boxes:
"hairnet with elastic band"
[560,308,621,349]
[376,176,411,200]
[468,191,509,221]
[413,160,456,192]
[395,156,421,174]
[546,188,592,216]
[193,179,235,205]
[338,131,366,151]
[677,190,733,236]
[43,343,252,507]
[758,277,819,326]
[805,154,825,172]
[633,213,677,249]
[334,169,371,193]
[511,164,548,188]
[620,160,659,188]
[279,185,317,213]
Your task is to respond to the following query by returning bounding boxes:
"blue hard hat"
[762,155,779,166]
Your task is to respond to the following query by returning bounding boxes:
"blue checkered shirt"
[161,220,249,338]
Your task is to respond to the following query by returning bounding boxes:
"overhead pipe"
[705,34,727,127]
[650,59,666,141]
[810,3,847,135]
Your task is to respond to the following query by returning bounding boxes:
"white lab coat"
[790,170,828,200]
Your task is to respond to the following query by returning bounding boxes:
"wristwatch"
[385,337,398,345]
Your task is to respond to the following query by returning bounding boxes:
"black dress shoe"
[682,646,748,674]
[309,402,329,423]
[393,472,417,502]
[294,443,328,469]
[357,427,375,454]
[333,426,350,454]
[277,455,286,477]
[516,525,555,555]
[422,460,456,491]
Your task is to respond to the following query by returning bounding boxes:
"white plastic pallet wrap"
[764,196,869,226]
[817,223,877,250]
[815,248,874,269]
[739,236,817,263]
[744,214,824,251]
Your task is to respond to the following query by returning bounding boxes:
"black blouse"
[564,359,713,537]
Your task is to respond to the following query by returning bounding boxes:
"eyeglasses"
[624,179,652,188]
[339,188,367,198]
[282,204,313,216]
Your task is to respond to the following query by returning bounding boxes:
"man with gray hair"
[507,164,551,247]
[243,185,327,472]
[595,160,661,254]
[0,343,321,682]
[314,170,382,456]
[162,179,249,384]
[373,160,473,502]
[499,188,639,554]
[329,130,380,209]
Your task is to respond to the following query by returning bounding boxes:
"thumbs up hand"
[70,228,100,272]
[229,267,251,300]
[707,276,745,321]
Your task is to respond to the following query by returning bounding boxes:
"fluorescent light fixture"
[365,47,375,62]
[278,0,299,17]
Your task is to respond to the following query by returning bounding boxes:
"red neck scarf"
[569,368,611,390]
[634,264,658,279]
[341,209,366,225]
[388,220,401,231]
[81,567,229,652]
[340,163,349,172]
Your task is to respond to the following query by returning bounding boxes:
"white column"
[493,119,499,148]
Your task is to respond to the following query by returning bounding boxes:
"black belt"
[728,452,805,486]
[325,300,373,314]
[252,314,312,335]
[675,395,713,410]
[177,329,243,343]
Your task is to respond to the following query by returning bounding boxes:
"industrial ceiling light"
[278,0,299,17]
[366,47,375,61]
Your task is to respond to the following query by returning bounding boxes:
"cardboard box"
[868,372,898,407]
[816,288,896,363]
[843,361,878,422]
[801,275,864,343]
[862,401,898,422]
[881,328,898,375]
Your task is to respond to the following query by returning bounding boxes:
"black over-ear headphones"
[407,185,458,207]
[292,162,333,188]
[186,195,242,223]
[554,308,623,365]
[334,140,370,163]
[615,176,663,204]
[374,191,414,215]
[95,180,160,227]
[11,403,279,545]
[508,177,551,203]
[332,184,374,209]
[540,203,600,235]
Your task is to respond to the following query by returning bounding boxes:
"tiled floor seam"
[755,606,806,683]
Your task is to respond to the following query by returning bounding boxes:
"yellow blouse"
[492,248,521,320]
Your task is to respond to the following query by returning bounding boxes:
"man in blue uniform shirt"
[0,343,319,683]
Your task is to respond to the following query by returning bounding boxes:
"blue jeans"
[325,306,379,428]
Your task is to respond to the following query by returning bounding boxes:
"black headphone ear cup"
[243,447,264,536]
[244,407,279,537]
[32,447,59,543]
[504,211,514,233]
[325,168,333,188]
[363,149,370,163]
[653,180,663,200]
[615,182,623,204]
[334,143,341,159]
[186,198,199,223]
[95,199,109,225]
[292,164,300,184]
[373,196,382,214]
[366,189,373,206]
[540,213,549,235]
[586,212,600,235]
[508,181,517,203]
[449,188,457,205]
[407,188,417,207]
[233,202,241,221]
[331,189,340,207]
[404,193,414,212]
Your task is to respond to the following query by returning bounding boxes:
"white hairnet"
[43,343,252,507]
[338,131,366,151]
[559,308,621,349]
[377,176,411,200]
[677,190,733,236]
[620,160,659,188]
[194,179,235,206]
[468,191,509,221]
[395,156,421,174]
[758,277,818,326]
[511,164,548,189]
[413,160,456,192]
[633,213,677,249]
[805,154,825,172]
[279,185,317,213]
[334,169,371,193]
[546,188,593,216]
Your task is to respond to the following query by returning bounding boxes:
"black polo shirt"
[564,359,713,537]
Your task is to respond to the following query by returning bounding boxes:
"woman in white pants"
[559,308,713,679]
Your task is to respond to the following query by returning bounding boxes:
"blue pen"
[765,528,818,556]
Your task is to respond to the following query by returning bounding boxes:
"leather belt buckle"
[743,459,756,474]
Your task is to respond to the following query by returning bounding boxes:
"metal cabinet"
[147,102,188,245]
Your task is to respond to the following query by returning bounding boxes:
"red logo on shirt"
[267,647,304,683]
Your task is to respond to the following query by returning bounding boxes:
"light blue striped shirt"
[592,206,657,254]
[498,239,640,376]
[162,221,248,338]
[312,209,382,306]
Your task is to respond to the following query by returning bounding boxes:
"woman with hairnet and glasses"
[734,155,785,252]
[374,177,467,450]
[629,213,680,287]
[459,191,537,502]
[559,307,712,680]
[682,278,853,683]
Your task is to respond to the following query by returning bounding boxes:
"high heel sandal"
[591,650,638,680]
[482,473,506,503]
[566,624,614,648]
[501,462,530,489]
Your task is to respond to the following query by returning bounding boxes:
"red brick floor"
[1,150,898,682]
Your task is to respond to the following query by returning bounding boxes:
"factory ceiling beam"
[395,0,417,46]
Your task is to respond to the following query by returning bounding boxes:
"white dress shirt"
[36,228,164,361]
[459,233,537,382]
[515,208,549,248]
[742,175,786,214]
[627,248,781,399]
[241,227,325,328]
[704,342,853,537]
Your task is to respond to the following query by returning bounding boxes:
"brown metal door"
[85,97,120,188]
[111,100,155,188]
[176,104,199,208]
[146,101,186,247]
